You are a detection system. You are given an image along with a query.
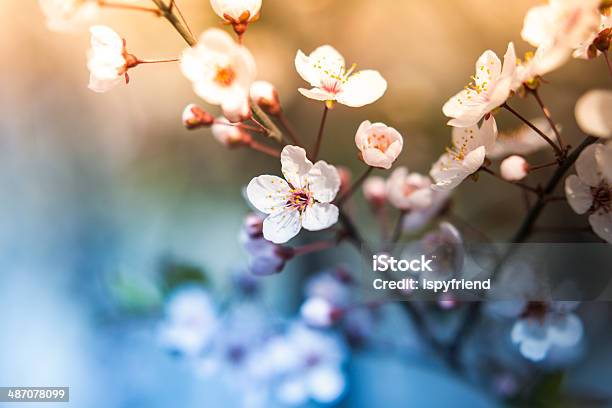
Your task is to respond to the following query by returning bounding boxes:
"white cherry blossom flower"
[181,28,256,106]
[386,167,433,211]
[575,89,612,138]
[354,121,403,169]
[362,176,387,208]
[487,118,557,159]
[39,0,99,32]
[158,286,219,357]
[511,302,583,362]
[87,25,137,93]
[430,116,498,191]
[294,45,387,107]
[442,43,516,127]
[250,80,281,115]
[246,145,341,244]
[565,144,612,243]
[512,44,569,89]
[522,0,601,53]
[573,14,612,59]
[500,155,529,181]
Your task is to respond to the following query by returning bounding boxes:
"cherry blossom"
[442,43,516,127]
[362,176,388,209]
[574,89,612,138]
[573,14,612,59]
[240,213,293,276]
[87,25,136,93]
[487,118,557,159]
[222,92,252,123]
[250,80,281,115]
[210,0,261,38]
[246,145,341,244]
[565,144,612,243]
[354,121,403,169]
[158,286,219,357]
[211,117,252,147]
[181,28,256,107]
[386,167,433,211]
[430,116,498,191]
[500,156,529,181]
[402,190,451,233]
[182,104,214,129]
[294,45,387,107]
[39,0,99,32]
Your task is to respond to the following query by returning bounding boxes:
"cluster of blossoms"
[41,0,612,405]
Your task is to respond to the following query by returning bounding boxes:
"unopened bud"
[182,104,214,129]
[337,166,352,195]
[500,155,529,181]
[594,28,611,53]
[211,118,252,148]
[363,176,387,208]
[250,81,281,115]
[243,213,264,237]
[222,94,252,123]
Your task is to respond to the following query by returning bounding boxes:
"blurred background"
[1,0,611,407]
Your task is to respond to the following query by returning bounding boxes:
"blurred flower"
[266,324,347,405]
[222,92,252,123]
[295,45,387,107]
[442,43,516,127]
[511,301,583,362]
[158,286,218,357]
[337,166,352,196]
[500,155,529,181]
[386,167,432,211]
[181,28,256,107]
[211,118,252,147]
[182,104,214,129]
[362,176,387,209]
[210,0,262,38]
[354,121,403,169]
[87,25,136,93]
[565,144,612,243]
[522,0,601,64]
[512,45,568,89]
[487,118,557,159]
[300,268,354,328]
[240,213,294,275]
[573,14,612,59]
[246,146,340,244]
[598,141,612,181]
[250,80,281,115]
[39,0,99,32]
[402,190,451,233]
[300,297,342,328]
[431,116,498,191]
[574,89,612,138]
[420,222,464,279]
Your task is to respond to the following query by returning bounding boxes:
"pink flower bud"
[500,155,529,181]
[221,94,251,123]
[182,104,214,129]
[250,81,281,115]
[362,176,387,208]
[336,166,352,195]
[211,118,252,148]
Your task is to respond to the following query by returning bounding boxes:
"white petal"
[277,378,308,406]
[595,142,612,183]
[89,25,123,52]
[589,212,612,244]
[575,90,612,138]
[281,145,313,189]
[263,209,301,244]
[564,175,593,214]
[462,146,487,175]
[576,144,602,187]
[548,314,583,347]
[306,365,346,404]
[88,75,123,93]
[246,175,290,214]
[474,50,502,85]
[301,203,339,232]
[306,161,341,203]
[443,90,488,128]
[298,87,335,101]
[336,70,387,107]
[521,5,550,47]
[295,46,345,88]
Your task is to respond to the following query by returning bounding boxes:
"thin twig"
[150,0,197,46]
[530,160,558,171]
[311,105,329,161]
[337,166,374,206]
[248,140,281,158]
[277,112,303,147]
[170,0,195,40]
[530,89,564,151]
[480,167,540,195]
[390,211,407,244]
[502,103,563,158]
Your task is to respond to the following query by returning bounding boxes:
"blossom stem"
[276,112,303,147]
[98,1,162,15]
[502,103,563,158]
[311,105,329,161]
[604,52,612,81]
[250,117,271,135]
[168,0,195,41]
[212,120,265,134]
[150,0,197,46]
[292,240,337,256]
[480,167,540,195]
[530,89,565,151]
[137,58,180,64]
[529,160,558,171]
[390,210,407,243]
[248,140,281,158]
[337,166,374,206]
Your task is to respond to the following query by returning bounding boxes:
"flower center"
[521,301,549,321]
[367,133,391,152]
[591,182,611,213]
[214,66,236,87]
[287,188,313,212]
